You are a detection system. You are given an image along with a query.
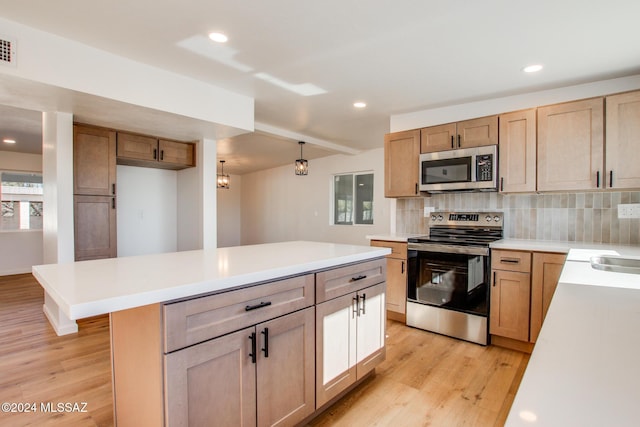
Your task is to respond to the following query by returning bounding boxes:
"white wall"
[217,174,242,248]
[241,148,390,246]
[116,166,178,257]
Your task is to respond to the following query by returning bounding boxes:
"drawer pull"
[249,332,257,364]
[500,258,520,264]
[350,275,367,282]
[261,328,269,358]
[245,301,272,311]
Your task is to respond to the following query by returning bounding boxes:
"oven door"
[407,249,489,317]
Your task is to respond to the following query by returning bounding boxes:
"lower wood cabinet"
[490,249,566,351]
[74,195,116,260]
[165,307,315,427]
[370,240,407,322]
[316,281,386,408]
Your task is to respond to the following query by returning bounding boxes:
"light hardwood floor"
[0,274,529,426]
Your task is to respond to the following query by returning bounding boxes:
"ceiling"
[1,0,639,174]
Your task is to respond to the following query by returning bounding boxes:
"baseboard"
[0,267,33,276]
[491,335,534,354]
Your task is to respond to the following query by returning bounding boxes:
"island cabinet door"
[164,327,257,427]
[355,282,386,378]
[315,292,358,408]
[256,307,315,427]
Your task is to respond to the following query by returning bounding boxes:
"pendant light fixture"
[295,141,308,176]
[217,160,230,189]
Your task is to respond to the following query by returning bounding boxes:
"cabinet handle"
[360,293,366,315]
[249,332,257,364]
[261,328,269,358]
[500,257,520,264]
[401,261,405,274]
[160,150,164,161]
[500,177,504,192]
[492,271,496,287]
[450,135,454,149]
[596,171,600,188]
[245,301,272,311]
[153,148,157,160]
[111,198,116,209]
[112,183,116,195]
[353,295,359,318]
[415,182,418,195]
[457,135,461,148]
[609,170,613,188]
[350,275,367,282]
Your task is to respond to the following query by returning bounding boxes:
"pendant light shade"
[217,160,230,189]
[295,141,308,176]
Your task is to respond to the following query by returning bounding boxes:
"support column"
[41,111,77,335]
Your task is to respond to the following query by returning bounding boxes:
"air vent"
[0,37,16,66]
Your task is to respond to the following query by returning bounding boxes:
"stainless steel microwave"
[419,145,498,192]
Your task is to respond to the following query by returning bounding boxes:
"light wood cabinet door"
[457,115,498,148]
[159,139,195,167]
[499,109,537,193]
[530,252,566,343]
[74,195,116,261]
[420,123,456,153]
[256,307,315,427]
[384,129,420,197]
[117,132,158,162]
[385,257,407,317]
[73,125,116,196]
[606,90,640,189]
[537,98,604,191]
[489,270,531,342]
[165,327,257,427]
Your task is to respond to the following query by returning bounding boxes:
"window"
[0,172,43,230]
[333,172,374,225]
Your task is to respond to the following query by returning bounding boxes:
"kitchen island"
[32,241,390,426]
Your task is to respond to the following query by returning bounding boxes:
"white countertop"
[366,233,422,242]
[505,247,640,426]
[32,241,390,320]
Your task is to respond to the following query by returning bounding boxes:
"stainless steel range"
[406,211,503,345]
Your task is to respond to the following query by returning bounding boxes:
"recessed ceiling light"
[523,64,543,73]
[3,139,16,144]
[353,102,367,108]
[208,32,228,43]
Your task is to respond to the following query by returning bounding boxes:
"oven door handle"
[408,243,489,256]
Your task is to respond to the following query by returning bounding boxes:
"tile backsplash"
[396,191,640,245]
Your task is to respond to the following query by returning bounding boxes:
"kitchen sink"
[590,255,640,275]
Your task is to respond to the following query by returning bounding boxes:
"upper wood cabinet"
[605,90,640,189]
[498,109,537,193]
[420,115,498,153]
[537,98,604,191]
[117,131,195,170]
[384,129,420,197]
[73,125,117,196]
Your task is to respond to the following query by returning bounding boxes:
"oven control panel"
[429,211,503,227]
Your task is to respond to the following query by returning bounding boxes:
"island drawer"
[316,258,386,303]
[164,274,314,353]
[491,249,532,273]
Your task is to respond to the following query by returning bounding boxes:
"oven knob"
[494,216,501,222]
[431,215,437,221]
[485,215,492,222]
[437,215,443,221]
